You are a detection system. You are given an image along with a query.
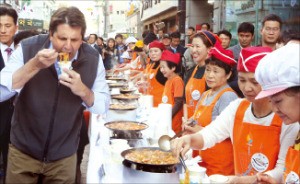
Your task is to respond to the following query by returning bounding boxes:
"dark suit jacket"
[93,44,102,55]
[0,50,15,136]
[169,44,186,57]
[0,50,4,71]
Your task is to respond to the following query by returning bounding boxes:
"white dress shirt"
[0,42,110,115]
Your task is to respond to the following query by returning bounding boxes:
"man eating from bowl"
[0,7,110,183]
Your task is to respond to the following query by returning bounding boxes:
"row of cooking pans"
[104,121,179,173]
[106,74,178,173]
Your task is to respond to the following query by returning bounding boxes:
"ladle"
[158,134,187,171]
[158,120,196,171]
[158,120,196,150]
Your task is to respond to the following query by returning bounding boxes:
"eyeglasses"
[264,27,280,33]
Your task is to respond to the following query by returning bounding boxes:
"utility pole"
[103,0,108,38]
[178,0,186,45]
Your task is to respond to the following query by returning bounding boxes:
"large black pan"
[111,94,140,100]
[104,121,148,139]
[106,77,127,81]
[105,121,148,131]
[121,147,179,173]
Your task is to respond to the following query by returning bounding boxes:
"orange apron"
[185,65,206,118]
[132,52,138,60]
[131,55,144,72]
[283,147,300,183]
[129,56,144,79]
[144,62,164,107]
[233,100,282,176]
[193,88,235,176]
[162,76,184,134]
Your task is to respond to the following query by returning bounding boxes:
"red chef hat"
[149,40,166,50]
[209,43,236,67]
[161,50,181,65]
[237,47,272,73]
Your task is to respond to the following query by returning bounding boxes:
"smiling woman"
[184,31,217,118]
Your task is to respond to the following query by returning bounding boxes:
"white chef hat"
[121,51,132,59]
[255,42,300,99]
[125,36,137,46]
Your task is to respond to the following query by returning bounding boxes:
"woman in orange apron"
[115,41,148,76]
[184,45,238,175]
[141,40,167,107]
[171,47,299,183]
[184,31,217,118]
[160,50,184,134]
[255,41,300,183]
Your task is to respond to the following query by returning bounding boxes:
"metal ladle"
[158,121,196,171]
[158,134,187,171]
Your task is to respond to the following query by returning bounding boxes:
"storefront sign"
[241,0,255,10]
[141,0,178,21]
[143,0,161,10]
[18,18,43,30]
[235,0,261,14]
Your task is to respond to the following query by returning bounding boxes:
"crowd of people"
[0,2,299,184]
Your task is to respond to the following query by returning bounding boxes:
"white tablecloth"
[86,113,181,183]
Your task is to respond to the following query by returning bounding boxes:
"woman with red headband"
[183,45,238,176]
[184,31,216,119]
[171,47,299,183]
[142,40,167,107]
[160,50,184,134]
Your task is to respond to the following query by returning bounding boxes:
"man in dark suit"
[168,31,186,78]
[87,33,102,55]
[168,31,186,56]
[0,5,18,178]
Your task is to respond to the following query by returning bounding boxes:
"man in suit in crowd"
[168,31,186,78]
[169,31,186,56]
[87,33,102,55]
[0,4,18,178]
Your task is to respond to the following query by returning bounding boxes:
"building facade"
[141,0,178,34]
[140,0,214,44]
[214,0,300,46]
[125,1,141,38]
[0,0,20,10]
